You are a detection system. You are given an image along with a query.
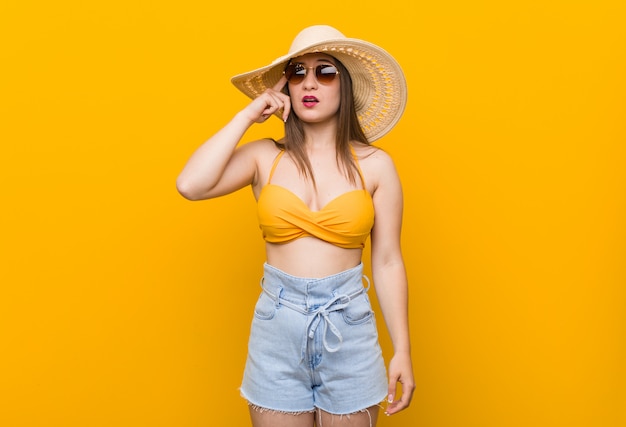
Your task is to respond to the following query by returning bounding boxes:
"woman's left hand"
[385,351,415,415]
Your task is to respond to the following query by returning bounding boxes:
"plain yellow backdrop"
[1,1,624,426]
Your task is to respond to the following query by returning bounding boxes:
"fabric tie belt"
[261,276,370,362]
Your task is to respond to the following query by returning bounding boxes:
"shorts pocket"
[341,293,374,325]
[253,292,277,320]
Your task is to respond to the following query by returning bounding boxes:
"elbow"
[176,177,204,201]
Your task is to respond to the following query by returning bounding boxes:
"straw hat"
[231,25,407,142]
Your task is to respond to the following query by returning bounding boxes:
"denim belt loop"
[362,274,371,292]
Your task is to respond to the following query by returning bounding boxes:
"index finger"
[272,75,288,92]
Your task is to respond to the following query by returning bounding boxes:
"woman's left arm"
[369,150,415,416]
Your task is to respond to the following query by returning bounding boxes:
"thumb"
[387,376,397,403]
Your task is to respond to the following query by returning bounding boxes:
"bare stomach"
[265,237,363,278]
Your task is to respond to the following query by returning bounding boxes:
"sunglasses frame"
[283,63,340,85]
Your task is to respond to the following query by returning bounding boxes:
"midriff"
[265,237,362,278]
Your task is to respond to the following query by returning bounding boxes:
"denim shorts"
[240,262,388,415]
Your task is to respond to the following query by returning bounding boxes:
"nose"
[302,68,318,90]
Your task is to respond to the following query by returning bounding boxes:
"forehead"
[290,52,336,64]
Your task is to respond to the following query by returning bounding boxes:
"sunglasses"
[283,63,340,85]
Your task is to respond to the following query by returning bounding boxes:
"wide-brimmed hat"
[231,25,407,142]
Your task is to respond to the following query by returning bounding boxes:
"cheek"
[329,86,341,111]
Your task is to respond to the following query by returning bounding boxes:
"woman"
[177,25,414,426]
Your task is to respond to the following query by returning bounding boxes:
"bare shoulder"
[241,137,284,157]
[352,142,395,166]
[242,138,285,188]
[238,137,284,169]
[351,142,399,190]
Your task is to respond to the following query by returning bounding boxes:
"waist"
[261,262,368,305]
[265,237,363,278]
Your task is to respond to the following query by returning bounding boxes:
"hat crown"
[288,25,346,56]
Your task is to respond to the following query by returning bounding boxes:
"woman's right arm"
[176,78,289,201]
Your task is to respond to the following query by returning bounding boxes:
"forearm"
[372,259,411,354]
[176,111,254,200]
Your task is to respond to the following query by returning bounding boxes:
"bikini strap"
[266,150,285,185]
[349,145,367,189]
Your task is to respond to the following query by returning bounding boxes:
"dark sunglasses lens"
[284,64,304,84]
[316,65,338,84]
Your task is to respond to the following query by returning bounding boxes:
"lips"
[302,96,319,108]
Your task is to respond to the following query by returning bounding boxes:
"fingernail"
[388,394,393,403]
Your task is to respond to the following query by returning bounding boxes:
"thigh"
[317,405,380,427]
[249,406,315,427]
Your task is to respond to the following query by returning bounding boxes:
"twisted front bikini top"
[257,148,375,249]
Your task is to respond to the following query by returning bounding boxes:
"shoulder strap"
[350,145,367,189]
[267,150,285,185]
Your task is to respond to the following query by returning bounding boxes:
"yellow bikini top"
[257,148,375,249]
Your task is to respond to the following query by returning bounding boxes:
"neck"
[302,121,337,150]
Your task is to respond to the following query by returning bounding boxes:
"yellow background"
[1,1,624,426]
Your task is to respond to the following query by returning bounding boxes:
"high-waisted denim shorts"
[240,262,388,415]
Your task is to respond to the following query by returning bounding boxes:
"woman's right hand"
[242,76,291,123]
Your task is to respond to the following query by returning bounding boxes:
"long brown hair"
[281,57,370,187]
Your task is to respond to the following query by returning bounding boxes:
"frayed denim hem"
[247,401,315,416]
